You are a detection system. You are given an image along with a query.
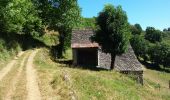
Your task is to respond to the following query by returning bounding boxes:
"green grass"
[144,68,170,88]
[35,33,59,47]
[34,48,170,100]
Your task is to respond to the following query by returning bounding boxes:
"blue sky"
[78,0,170,30]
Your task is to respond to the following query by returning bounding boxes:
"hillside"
[0,48,169,99]
[34,48,170,100]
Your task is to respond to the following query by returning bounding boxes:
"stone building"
[71,29,143,84]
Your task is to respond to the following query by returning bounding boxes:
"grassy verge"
[34,48,170,100]
[0,38,21,71]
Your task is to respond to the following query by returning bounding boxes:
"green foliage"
[0,0,43,35]
[0,0,81,59]
[77,17,96,29]
[134,24,142,32]
[131,26,170,69]
[92,4,131,58]
[148,43,170,68]
[0,37,21,62]
[130,35,149,60]
[37,34,59,47]
[35,0,81,29]
[130,24,142,35]
[35,0,81,58]
[145,27,163,43]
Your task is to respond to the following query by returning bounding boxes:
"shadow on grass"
[55,59,108,71]
[17,34,50,50]
[139,60,170,73]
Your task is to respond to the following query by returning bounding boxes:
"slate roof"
[71,29,143,71]
[114,46,143,71]
[71,29,99,48]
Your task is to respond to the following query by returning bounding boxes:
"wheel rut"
[5,52,29,100]
[26,49,41,100]
[0,52,24,81]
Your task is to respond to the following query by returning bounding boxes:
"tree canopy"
[130,24,142,35]
[34,0,81,58]
[149,43,170,68]
[0,0,42,36]
[91,4,131,68]
[130,35,149,61]
[145,27,163,43]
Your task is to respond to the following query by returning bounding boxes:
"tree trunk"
[57,33,65,58]
[57,28,71,59]
[110,54,116,70]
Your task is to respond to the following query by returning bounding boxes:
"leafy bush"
[41,34,59,46]
[0,37,21,61]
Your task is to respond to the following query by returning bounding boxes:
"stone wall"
[97,49,111,69]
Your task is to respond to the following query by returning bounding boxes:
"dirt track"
[5,52,29,100]
[26,49,41,100]
[0,52,24,81]
[0,49,41,100]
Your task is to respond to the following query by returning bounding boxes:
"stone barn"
[71,29,143,84]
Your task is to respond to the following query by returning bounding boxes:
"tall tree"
[130,23,142,35]
[145,27,162,43]
[134,24,142,33]
[91,4,131,69]
[35,0,81,58]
